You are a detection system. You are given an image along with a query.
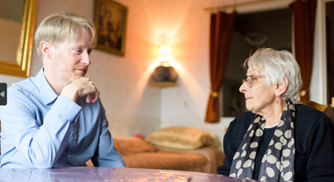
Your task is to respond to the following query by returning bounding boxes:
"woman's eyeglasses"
[242,75,266,87]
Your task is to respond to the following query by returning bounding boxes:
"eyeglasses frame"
[242,75,266,87]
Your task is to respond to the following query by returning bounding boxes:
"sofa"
[110,127,225,174]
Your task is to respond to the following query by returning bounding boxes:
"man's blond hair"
[34,13,96,58]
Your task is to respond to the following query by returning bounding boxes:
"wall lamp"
[151,44,178,84]
[157,44,174,66]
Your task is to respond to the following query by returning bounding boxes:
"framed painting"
[0,0,37,77]
[93,0,127,56]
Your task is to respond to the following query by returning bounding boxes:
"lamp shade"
[157,44,174,65]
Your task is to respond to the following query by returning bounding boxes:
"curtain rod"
[204,0,293,11]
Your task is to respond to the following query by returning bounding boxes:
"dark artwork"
[97,3,122,50]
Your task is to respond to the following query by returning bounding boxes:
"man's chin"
[68,74,86,82]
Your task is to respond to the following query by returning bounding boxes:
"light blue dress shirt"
[0,68,125,168]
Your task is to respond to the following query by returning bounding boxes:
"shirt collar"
[35,67,58,105]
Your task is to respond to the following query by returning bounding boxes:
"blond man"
[0,13,125,168]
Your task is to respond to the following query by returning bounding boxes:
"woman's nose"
[239,82,248,93]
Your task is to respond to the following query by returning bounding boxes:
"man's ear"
[40,41,52,59]
[275,77,289,97]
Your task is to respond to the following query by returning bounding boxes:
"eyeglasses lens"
[242,76,252,87]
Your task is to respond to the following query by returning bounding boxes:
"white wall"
[159,0,231,145]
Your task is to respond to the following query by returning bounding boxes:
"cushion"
[145,127,215,150]
[113,137,158,155]
[324,104,334,126]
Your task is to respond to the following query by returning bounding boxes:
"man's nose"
[81,52,91,65]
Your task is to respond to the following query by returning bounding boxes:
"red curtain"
[290,0,317,101]
[205,11,236,123]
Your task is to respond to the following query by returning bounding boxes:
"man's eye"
[75,49,82,53]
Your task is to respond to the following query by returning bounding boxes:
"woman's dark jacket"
[218,104,334,182]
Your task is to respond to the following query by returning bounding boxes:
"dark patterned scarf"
[229,100,295,182]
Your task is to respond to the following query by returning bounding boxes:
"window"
[222,8,292,117]
[326,1,334,104]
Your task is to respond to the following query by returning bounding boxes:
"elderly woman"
[217,48,334,182]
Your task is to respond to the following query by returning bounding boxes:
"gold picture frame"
[93,0,127,56]
[0,0,37,78]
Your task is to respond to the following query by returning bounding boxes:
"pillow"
[145,127,215,150]
[324,104,334,126]
[113,137,158,154]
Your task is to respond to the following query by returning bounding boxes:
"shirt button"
[72,131,75,135]
[68,155,71,158]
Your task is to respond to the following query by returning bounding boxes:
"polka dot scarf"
[229,100,295,182]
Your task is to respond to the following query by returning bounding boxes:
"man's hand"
[61,77,100,103]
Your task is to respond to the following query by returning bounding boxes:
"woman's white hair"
[34,13,96,58]
[245,48,303,103]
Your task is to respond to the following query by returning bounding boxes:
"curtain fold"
[289,0,317,101]
[205,11,236,123]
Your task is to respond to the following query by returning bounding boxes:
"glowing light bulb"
[157,44,174,66]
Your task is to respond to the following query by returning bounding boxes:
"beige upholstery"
[145,127,218,150]
[86,159,94,167]
[298,100,327,112]
[298,100,334,127]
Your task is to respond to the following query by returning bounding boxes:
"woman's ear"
[40,41,52,59]
[275,77,289,97]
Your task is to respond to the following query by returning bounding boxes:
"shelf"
[149,81,179,88]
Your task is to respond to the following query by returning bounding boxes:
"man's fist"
[61,77,100,103]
